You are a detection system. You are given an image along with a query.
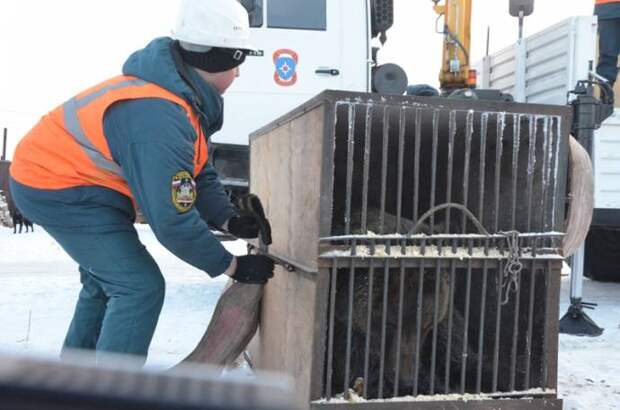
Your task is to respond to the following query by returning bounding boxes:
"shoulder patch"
[171,171,196,213]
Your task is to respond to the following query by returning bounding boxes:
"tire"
[584,226,620,282]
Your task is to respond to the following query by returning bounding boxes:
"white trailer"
[477,16,598,106]
[477,15,620,281]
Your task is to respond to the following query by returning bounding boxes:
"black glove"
[231,255,275,284]
[227,215,260,239]
[232,194,272,245]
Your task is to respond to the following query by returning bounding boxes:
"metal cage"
[320,238,563,402]
[248,91,569,410]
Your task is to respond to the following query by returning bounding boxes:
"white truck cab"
[211,0,399,190]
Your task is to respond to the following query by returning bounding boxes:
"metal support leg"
[569,245,585,302]
[559,245,604,336]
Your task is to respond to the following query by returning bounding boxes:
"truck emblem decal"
[273,49,299,87]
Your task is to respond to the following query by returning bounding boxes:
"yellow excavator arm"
[432,0,474,93]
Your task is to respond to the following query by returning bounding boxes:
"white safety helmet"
[173,0,255,52]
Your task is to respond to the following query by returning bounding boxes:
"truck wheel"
[584,226,620,282]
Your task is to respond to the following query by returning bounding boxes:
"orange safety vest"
[596,0,620,4]
[10,75,208,199]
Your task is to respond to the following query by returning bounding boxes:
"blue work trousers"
[10,179,165,363]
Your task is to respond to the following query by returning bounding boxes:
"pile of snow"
[0,191,11,227]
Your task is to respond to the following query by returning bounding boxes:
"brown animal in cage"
[330,209,456,398]
[331,265,454,399]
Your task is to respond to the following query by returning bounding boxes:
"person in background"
[595,0,620,87]
[9,0,274,364]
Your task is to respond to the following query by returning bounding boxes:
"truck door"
[213,0,370,147]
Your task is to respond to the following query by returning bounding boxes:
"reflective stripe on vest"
[10,75,208,197]
[63,78,147,177]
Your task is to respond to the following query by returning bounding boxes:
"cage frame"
[248,90,570,410]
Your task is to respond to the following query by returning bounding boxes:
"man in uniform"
[9,0,274,363]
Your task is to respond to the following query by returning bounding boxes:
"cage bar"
[378,260,390,398]
[476,259,489,393]
[393,260,406,397]
[325,260,338,399]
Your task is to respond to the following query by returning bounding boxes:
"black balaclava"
[177,42,247,73]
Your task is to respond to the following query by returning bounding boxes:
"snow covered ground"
[0,224,247,368]
[0,226,619,409]
[558,277,620,410]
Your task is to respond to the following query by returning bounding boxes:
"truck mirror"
[239,0,255,12]
[371,0,394,38]
[509,0,534,17]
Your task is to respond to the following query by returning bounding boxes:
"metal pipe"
[430,261,442,394]
[524,259,536,389]
[476,259,489,393]
[444,260,457,393]
[430,110,440,232]
[326,259,338,399]
[361,105,373,233]
[413,109,422,224]
[526,116,537,232]
[542,260,551,388]
[460,260,472,394]
[320,232,563,242]
[413,259,425,396]
[380,106,390,234]
[363,259,376,398]
[510,262,522,391]
[462,110,473,233]
[446,111,457,233]
[394,260,406,397]
[378,260,390,398]
[570,245,585,300]
[511,114,521,230]
[540,116,551,231]
[494,113,505,235]
[396,108,406,232]
[492,260,503,392]
[344,259,356,394]
[345,104,356,235]
[478,113,488,228]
